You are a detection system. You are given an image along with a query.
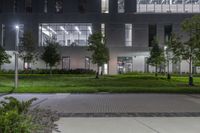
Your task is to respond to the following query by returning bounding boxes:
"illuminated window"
[55,0,63,13]
[137,0,200,13]
[118,0,125,13]
[85,57,91,69]
[24,58,31,70]
[44,0,48,13]
[101,0,109,13]
[117,57,133,74]
[1,24,5,47]
[125,24,132,47]
[39,23,92,47]
[62,56,70,70]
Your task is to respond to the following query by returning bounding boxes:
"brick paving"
[2,93,200,117]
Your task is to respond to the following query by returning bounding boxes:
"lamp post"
[15,25,19,89]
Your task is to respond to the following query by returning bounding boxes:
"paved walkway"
[53,117,200,133]
[1,93,200,116]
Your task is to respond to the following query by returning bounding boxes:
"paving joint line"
[58,112,200,117]
[134,118,160,133]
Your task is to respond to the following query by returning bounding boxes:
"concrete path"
[54,117,200,133]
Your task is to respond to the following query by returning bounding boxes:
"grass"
[0,74,200,93]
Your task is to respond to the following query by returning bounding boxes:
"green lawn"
[0,74,200,93]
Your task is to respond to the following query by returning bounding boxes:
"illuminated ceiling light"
[88,26,92,34]
[41,27,52,37]
[15,25,19,29]
[75,26,79,31]
[60,26,69,34]
[47,26,57,34]
[75,26,81,34]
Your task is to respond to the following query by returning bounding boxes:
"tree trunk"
[189,58,193,86]
[101,65,103,76]
[155,65,158,77]
[50,66,52,76]
[96,65,99,79]
[167,60,171,80]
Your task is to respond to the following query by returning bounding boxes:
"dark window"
[164,24,172,43]
[13,0,18,13]
[0,2,2,13]
[78,0,87,13]
[25,0,32,13]
[148,24,157,47]
[44,0,48,13]
[55,0,63,13]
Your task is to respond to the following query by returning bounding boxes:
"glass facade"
[118,0,125,13]
[62,56,70,70]
[117,57,133,74]
[18,25,24,47]
[137,0,200,13]
[164,24,172,43]
[101,23,105,37]
[39,23,92,46]
[125,24,132,47]
[102,0,109,13]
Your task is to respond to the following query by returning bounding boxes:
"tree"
[165,34,180,80]
[147,38,166,77]
[19,31,38,69]
[0,46,11,70]
[88,32,109,79]
[41,38,61,75]
[169,15,200,86]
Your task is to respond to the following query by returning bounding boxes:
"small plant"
[0,97,38,133]
[0,97,60,133]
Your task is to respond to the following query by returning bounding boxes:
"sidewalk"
[54,117,200,133]
[2,93,200,133]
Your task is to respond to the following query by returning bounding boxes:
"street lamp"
[14,25,19,89]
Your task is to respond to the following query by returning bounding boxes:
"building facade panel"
[0,0,198,74]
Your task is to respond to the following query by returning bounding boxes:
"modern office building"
[0,0,200,74]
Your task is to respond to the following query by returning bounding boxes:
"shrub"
[0,97,60,133]
[0,97,38,133]
[0,69,96,75]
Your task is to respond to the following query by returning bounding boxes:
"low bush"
[0,97,60,133]
[0,68,96,74]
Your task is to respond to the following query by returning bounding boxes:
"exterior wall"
[0,0,198,74]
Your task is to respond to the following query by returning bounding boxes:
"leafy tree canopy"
[19,31,38,64]
[41,38,61,69]
[0,46,11,69]
[88,32,109,67]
